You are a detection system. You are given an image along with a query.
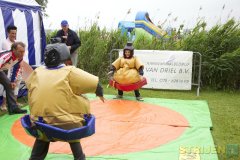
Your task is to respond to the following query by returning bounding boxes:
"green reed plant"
[78,23,127,82]
[45,19,240,90]
[182,19,240,89]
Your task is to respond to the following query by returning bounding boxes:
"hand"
[67,46,71,50]
[107,71,114,77]
[10,82,16,89]
[65,59,72,66]
[98,96,105,103]
[85,114,92,118]
[139,68,144,76]
[62,36,67,39]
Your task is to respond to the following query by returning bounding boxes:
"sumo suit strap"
[26,115,39,138]
[36,117,54,142]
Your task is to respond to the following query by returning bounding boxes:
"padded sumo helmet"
[44,43,71,68]
[123,42,134,59]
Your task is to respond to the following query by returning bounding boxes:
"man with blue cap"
[55,20,81,67]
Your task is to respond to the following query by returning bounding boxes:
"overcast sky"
[43,0,240,30]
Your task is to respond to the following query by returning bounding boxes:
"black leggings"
[118,89,140,97]
[29,139,85,160]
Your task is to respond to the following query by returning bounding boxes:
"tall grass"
[182,19,240,89]
[46,19,240,90]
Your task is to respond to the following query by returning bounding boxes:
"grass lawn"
[103,84,240,160]
[0,85,239,159]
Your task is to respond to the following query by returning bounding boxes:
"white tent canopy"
[0,0,46,65]
[1,0,40,6]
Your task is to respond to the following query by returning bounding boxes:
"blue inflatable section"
[118,11,168,40]
[135,11,167,38]
[118,21,136,41]
[21,114,95,141]
[118,21,135,32]
[135,11,153,23]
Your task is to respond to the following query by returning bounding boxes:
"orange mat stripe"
[12,100,188,156]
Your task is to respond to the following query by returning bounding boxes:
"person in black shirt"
[55,20,81,67]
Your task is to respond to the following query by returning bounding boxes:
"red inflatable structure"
[109,77,147,91]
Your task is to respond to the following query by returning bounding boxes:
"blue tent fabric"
[0,1,41,12]
[25,10,36,65]
[0,0,46,66]
[40,14,46,63]
[1,7,14,37]
[0,96,2,106]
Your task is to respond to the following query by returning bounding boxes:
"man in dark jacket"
[55,20,81,67]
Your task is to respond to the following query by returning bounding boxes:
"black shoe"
[9,107,27,115]
[136,96,144,101]
[113,95,123,99]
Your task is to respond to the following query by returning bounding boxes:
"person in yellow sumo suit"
[109,42,144,101]
[26,43,105,160]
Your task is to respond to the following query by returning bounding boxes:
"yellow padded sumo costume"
[26,66,98,130]
[112,42,144,85]
[112,56,143,84]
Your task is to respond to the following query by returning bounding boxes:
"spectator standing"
[55,20,81,67]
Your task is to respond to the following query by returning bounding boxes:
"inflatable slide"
[118,11,168,40]
[135,11,167,38]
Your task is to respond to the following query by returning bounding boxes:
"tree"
[35,0,48,15]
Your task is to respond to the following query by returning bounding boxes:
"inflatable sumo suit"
[26,43,99,139]
[112,43,144,84]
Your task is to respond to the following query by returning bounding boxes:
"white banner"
[119,50,193,90]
